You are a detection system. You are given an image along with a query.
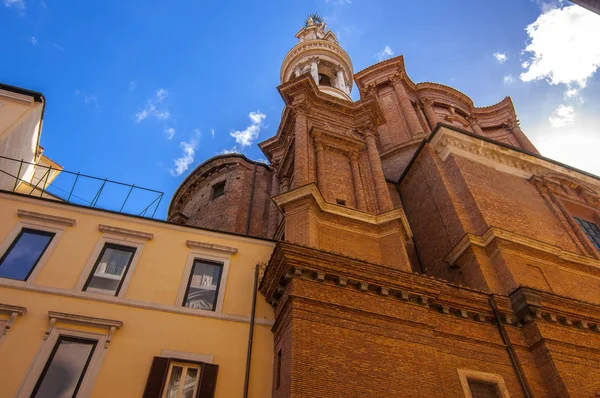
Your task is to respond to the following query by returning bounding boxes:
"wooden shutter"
[142,357,170,398]
[196,363,219,398]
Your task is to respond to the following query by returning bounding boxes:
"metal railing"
[0,154,164,219]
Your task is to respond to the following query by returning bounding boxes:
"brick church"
[168,16,600,397]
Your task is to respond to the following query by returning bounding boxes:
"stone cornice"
[311,128,365,156]
[0,303,27,337]
[186,240,238,255]
[429,125,600,190]
[510,287,600,334]
[272,183,412,237]
[98,224,154,241]
[260,242,509,327]
[17,209,76,227]
[444,226,600,271]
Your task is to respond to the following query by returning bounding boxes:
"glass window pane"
[182,368,199,398]
[84,244,135,296]
[32,338,96,398]
[165,366,183,398]
[0,229,54,281]
[184,260,223,311]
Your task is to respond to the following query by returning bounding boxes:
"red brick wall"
[276,277,533,398]
[171,156,275,238]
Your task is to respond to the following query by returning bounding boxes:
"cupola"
[280,14,354,101]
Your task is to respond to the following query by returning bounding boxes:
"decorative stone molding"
[98,224,154,241]
[457,369,511,398]
[17,209,76,226]
[260,243,509,330]
[429,125,600,190]
[46,311,123,348]
[509,287,600,334]
[311,128,365,157]
[272,183,412,237]
[0,304,26,337]
[444,226,600,270]
[186,240,238,255]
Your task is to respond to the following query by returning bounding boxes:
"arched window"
[318,73,332,87]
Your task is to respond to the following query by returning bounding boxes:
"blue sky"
[2,0,600,218]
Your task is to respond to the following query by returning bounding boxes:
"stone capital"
[291,101,311,116]
[466,115,479,125]
[349,151,360,162]
[502,119,520,130]
[421,97,435,108]
[389,73,404,86]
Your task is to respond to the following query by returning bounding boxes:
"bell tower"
[280,13,353,101]
[260,15,414,271]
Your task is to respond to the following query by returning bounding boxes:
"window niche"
[211,181,226,200]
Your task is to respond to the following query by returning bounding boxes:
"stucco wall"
[0,192,276,397]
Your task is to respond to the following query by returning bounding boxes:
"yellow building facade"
[0,190,276,397]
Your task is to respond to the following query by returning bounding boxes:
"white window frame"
[176,241,235,314]
[75,224,151,298]
[458,368,511,398]
[162,361,202,398]
[0,209,74,286]
[15,311,122,398]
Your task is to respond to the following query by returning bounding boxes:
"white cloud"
[230,111,266,147]
[520,5,600,88]
[154,110,170,120]
[493,52,508,64]
[156,88,168,102]
[220,147,241,155]
[564,88,578,98]
[134,89,170,123]
[83,94,99,109]
[210,129,215,138]
[165,128,175,140]
[503,75,514,85]
[30,36,37,46]
[548,104,575,127]
[4,0,25,11]
[50,42,65,52]
[376,45,394,62]
[170,133,200,176]
[135,103,156,123]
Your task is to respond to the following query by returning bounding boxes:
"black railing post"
[120,184,135,212]
[67,172,80,202]
[13,159,23,191]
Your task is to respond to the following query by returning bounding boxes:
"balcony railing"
[0,155,164,219]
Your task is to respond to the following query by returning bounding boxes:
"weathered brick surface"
[167,155,276,238]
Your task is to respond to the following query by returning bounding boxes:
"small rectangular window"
[336,199,346,206]
[83,243,136,296]
[183,259,224,311]
[574,217,600,251]
[31,336,97,398]
[468,379,502,398]
[0,228,55,281]
[164,362,201,398]
[276,349,282,389]
[212,181,225,200]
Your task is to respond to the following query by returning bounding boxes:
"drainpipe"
[245,163,258,236]
[488,295,533,398]
[243,264,259,398]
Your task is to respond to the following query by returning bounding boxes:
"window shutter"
[196,363,219,398]
[142,356,170,398]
